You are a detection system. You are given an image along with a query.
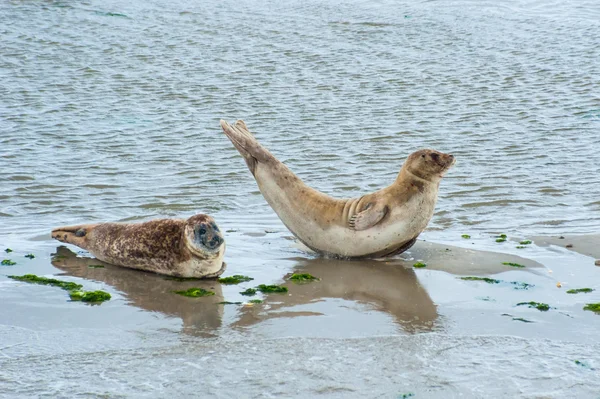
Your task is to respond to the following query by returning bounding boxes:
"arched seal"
[220,120,455,258]
[51,214,226,278]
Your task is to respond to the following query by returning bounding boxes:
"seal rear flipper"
[220,119,276,176]
[51,224,97,249]
[349,203,388,231]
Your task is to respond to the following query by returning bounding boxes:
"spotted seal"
[51,214,226,278]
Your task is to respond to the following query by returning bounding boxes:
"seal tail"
[51,224,98,249]
[220,119,276,176]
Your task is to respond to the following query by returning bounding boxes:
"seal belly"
[254,166,431,258]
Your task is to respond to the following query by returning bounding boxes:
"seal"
[51,214,226,278]
[220,119,455,258]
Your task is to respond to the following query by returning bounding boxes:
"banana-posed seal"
[220,120,455,258]
[51,214,226,278]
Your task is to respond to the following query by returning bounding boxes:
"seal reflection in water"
[234,257,438,334]
[221,120,455,258]
[51,214,226,278]
[51,246,224,337]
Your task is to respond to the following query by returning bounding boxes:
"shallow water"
[1,0,600,397]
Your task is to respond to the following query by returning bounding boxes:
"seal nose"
[204,234,223,249]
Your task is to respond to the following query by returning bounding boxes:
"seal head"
[404,149,456,182]
[184,214,225,258]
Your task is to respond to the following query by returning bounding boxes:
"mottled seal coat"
[51,214,226,278]
[220,119,455,258]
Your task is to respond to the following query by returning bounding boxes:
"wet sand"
[533,234,600,261]
[2,232,599,397]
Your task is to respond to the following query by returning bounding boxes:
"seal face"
[220,119,455,258]
[51,214,226,278]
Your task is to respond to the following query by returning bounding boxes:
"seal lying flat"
[51,214,226,278]
[220,120,455,258]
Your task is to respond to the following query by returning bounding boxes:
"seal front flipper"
[348,203,389,231]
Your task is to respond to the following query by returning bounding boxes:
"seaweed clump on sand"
[583,303,600,314]
[8,274,83,291]
[502,262,525,268]
[461,234,471,239]
[510,281,534,290]
[257,284,288,294]
[173,288,215,297]
[495,234,507,243]
[25,253,35,259]
[413,262,427,268]
[240,288,257,296]
[566,288,594,294]
[1,259,17,266]
[517,301,550,311]
[9,274,111,304]
[519,240,532,245]
[460,277,500,284]
[248,299,263,304]
[218,275,254,285]
[289,273,319,283]
[5,248,13,253]
[69,290,111,303]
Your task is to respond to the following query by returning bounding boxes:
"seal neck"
[396,168,435,185]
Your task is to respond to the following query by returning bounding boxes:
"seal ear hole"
[421,154,426,158]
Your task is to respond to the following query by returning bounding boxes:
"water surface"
[1,0,600,397]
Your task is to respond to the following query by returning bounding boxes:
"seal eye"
[211,223,219,232]
[421,154,426,158]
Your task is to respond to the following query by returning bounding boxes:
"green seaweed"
[461,234,471,239]
[502,262,525,268]
[512,317,534,323]
[498,234,507,238]
[218,275,254,285]
[69,290,111,303]
[399,394,415,399]
[583,303,600,313]
[88,264,105,268]
[413,262,427,268]
[566,288,594,294]
[173,288,215,297]
[516,246,526,249]
[248,299,263,304]
[240,288,257,296]
[517,301,550,311]
[5,248,13,253]
[510,281,534,290]
[519,240,532,245]
[8,274,83,291]
[289,273,319,283]
[496,238,506,243]
[1,259,16,266]
[218,301,242,305]
[24,253,35,259]
[460,277,500,284]
[257,284,288,294]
